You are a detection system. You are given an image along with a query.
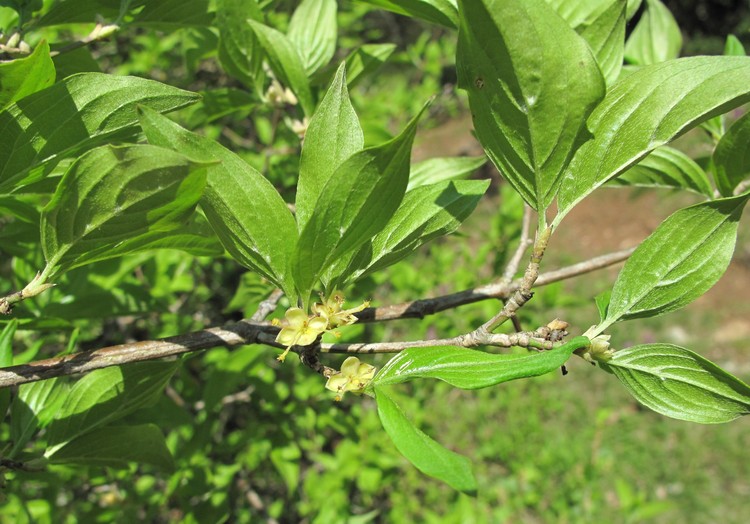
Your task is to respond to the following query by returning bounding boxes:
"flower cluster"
[325,357,377,401]
[273,291,369,362]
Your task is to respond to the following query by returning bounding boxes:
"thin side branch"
[0,248,633,388]
[323,331,555,354]
[502,205,534,282]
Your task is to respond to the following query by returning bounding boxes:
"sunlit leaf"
[374,336,588,388]
[41,145,208,280]
[457,0,605,210]
[602,344,750,423]
[375,386,476,493]
[599,193,750,329]
[0,73,199,192]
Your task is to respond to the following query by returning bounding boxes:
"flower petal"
[285,307,308,327]
[325,375,350,392]
[308,316,328,331]
[340,356,361,377]
[276,327,299,346]
[296,329,320,346]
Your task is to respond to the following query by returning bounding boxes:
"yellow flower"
[325,356,377,401]
[274,307,327,362]
[312,290,369,329]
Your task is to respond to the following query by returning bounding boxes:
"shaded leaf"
[548,0,627,86]
[133,0,212,28]
[49,423,175,470]
[345,43,396,88]
[10,378,69,456]
[247,19,314,115]
[45,361,179,454]
[216,0,264,90]
[613,146,713,196]
[713,111,750,196]
[601,344,750,423]
[36,0,145,26]
[362,0,458,28]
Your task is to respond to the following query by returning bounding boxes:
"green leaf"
[340,179,489,283]
[48,423,175,470]
[457,0,605,210]
[624,0,682,66]
[374,336,588,388]
[595,290,612,322]
[0,319,17,431]
[0,317,15,367]
[362,0,458,28]
[598,193,750,330]
[293,106,425,299]
[216,0,264,90]
[0,39,55,111]
[601,344,750,423]
[557,56,750,219]
[626,0,642,19]
[374,385,476,493]
[0,73,199,193]
[612,146,713,197]
[40,144,208,280]
[288,0,337,75]
[296,62,363,231]
[344,44,396,88]
[121,216,224,257]
[713,111,750,197]
[724,34,746,57]
[138,106,297,295]
[10,378,69,457]
[181,88,256,129]
[51,45,101,78]
[133,0,212,28]
[548,0,627,87]
[407,156,486,191]
[35,0,144,26]
[247,19,314,115]
[45,361,179,454]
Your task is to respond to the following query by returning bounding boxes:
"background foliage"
[1,1,749,522]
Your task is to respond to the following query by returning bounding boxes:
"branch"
[322,330,556,354]
[0,321,275,388]
[0,247,633,388]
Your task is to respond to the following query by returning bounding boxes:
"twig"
[502,205,534,282]
[322,331,555,354]
[251,289,284,322]
[0,248,633,388]
[50,23,119,56]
